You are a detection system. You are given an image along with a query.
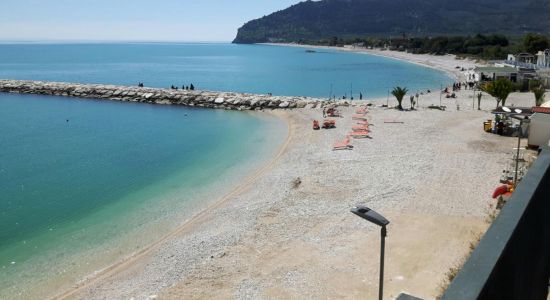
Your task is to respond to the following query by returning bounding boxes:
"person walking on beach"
[359,92,363,100]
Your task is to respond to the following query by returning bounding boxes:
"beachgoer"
[190,84,195,90]
[323,107,326,118]
[359,92,363,100]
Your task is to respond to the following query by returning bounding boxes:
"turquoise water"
[0,93,286,298]
[0,43,451,298]
[0,43,452,98]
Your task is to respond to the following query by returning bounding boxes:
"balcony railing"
[442,148,550,299]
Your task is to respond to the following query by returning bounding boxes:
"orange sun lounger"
[333,136,353,150]
[352,114,368,121]
[352,125,370,132]
[349,131,370,138]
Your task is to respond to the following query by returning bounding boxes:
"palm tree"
[391,86,408,110]
[532,86,546,106]
[481,78,514,108]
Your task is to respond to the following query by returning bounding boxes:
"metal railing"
[442,148,550,299]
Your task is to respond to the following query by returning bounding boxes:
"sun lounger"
[333,136,353,150]
[352,125,370,132]
[352,114,368,121]
[383,120,404,124]
[356,120,369,125]
[348,131,370,138]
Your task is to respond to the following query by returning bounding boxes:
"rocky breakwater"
[0,80,332,110]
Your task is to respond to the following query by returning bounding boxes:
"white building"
[528,107,550,149]
[536,49,550,68]
[507,53,537,64]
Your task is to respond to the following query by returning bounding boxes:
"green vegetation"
[481,78,515,108]
[391,86,408,110]
[532,87,546,106]
[234,0,550,51]
[295,33,549,60]
[523,33,550,54]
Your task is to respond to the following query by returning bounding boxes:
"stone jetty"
[0,80,336,110]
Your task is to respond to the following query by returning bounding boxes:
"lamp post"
[509,110,525,186]
[351,206,390,300]
[472,86,476,110]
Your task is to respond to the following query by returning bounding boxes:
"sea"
[0,43,452,299]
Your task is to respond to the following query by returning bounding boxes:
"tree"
[523,33,549,54]
[391,86,408,109]
[477,92,483,110]
[481,78,514,108]
[532,86,546,106]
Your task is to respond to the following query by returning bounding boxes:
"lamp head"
[351,205,390,227]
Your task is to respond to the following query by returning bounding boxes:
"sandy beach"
[54,49,537,300]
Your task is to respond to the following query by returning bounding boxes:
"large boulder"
[279,101,290,108]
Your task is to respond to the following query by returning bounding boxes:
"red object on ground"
[492,185,509,199]
[313,120,320,130]
[532,107,550,114]
[322,119,336,129]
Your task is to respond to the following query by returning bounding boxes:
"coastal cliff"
[233,0,550,44]
[0,80,330,110]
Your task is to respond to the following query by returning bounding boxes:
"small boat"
[305,49,317,53]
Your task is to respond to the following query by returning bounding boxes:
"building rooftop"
[474,66,518,73]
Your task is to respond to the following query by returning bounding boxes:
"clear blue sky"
[0,0,303,42]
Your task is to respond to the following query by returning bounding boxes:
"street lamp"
[507,109,526,186]
[351,205,390,300]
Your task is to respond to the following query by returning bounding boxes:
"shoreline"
[49,63,537,299]
[52,110,294,300]
[7,45,531,299]
[263,42,482,85]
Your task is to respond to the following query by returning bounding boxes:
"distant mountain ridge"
[233,0,550,44]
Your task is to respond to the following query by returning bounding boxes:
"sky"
[0,0,303,42]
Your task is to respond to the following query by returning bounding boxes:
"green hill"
[233,0,550,44]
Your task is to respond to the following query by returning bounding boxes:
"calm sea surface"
[0,43,450,299]
[0,43,452,98]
